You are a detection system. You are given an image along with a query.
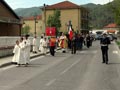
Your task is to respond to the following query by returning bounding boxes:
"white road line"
[60,60,80,75]
[46,79,56,86]
[79,50,97,54]
[113,51,118,54]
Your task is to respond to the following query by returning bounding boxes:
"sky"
[5,0,113,9]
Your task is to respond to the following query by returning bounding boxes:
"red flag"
[68,26,73,40]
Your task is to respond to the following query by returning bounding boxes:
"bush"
[116,41,120,46]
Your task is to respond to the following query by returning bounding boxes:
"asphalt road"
[0,41,120,90]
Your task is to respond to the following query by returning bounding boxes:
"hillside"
[14,7,42,17]
[14,3,114,28]
[82,3,114,28]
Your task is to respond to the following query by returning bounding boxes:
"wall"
[0,37,41,57]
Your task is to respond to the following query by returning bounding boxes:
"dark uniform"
[86,35,91,48]
[71,36,76,54]
[100,34,110,64]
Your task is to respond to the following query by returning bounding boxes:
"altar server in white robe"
[12,40,20,64]
[23,35,31,64]
[43,37,48,54]
[32,36,37,53]
[39,36,44,53]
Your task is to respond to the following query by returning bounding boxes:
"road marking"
[113,51,118,54]
[79,50,97,54]
[46,79,56,86]
[60,60,80,75]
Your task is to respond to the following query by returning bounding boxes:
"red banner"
[46,27,56,36]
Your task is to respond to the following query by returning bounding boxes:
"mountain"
[14,7,42,17]
[14,3,114,29]
[82,3,114,28]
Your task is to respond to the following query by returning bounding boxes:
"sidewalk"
[0,48,61,68]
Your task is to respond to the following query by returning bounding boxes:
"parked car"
[108,34,117,41]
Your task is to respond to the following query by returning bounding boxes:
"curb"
[0,48,61,68]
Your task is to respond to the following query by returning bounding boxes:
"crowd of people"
[12,32,94,66]
[12,35,31,66]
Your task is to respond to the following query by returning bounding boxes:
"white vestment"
[39,38,44,53]
[23,39,31,64]
[17,42,26,64]
[33,38,37,52]
[12,44,20,63]
[43,40,48,54]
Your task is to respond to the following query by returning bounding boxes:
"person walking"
[32,36,37,53]
[43,37,48,55]
[17,37,26,66]
[23,35,31,65]
[100,33,110,64]
[12,40,20,64]
[71,34,77,54]
[86,34,91,48]
[39,36,44,53]
[49,36,56,56]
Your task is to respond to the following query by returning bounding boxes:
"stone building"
[42,1,89,33]
[0,0,21,36]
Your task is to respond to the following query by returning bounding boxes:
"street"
[0,41,120,90]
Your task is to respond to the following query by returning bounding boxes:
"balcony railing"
[0,17,21,24]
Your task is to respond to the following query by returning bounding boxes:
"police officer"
[100,33,110,64]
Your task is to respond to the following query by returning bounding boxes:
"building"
[0,0,21,36]
[42,1,89,34]
[23,15,42,36]
[104,23,119,34]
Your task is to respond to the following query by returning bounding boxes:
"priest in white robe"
[23,35,31,65]
[17,38,26,66]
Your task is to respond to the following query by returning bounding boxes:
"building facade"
[42,1,89,34]
[0,0,21,36]
[23,15,42,36]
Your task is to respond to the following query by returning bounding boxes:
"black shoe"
[106,62,108,64]
[102,62,105,63]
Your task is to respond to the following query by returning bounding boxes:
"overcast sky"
[5,0,113,9]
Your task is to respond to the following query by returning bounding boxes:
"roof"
[23,15,42,21]
[104,23,117,28]
[0,0,20,19]
[45,1,82,10]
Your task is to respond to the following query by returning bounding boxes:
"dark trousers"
[50,46,55,56]
[71,45,76,54]
[101,46,108,63]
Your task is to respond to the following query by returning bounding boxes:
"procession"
[12,30,95,67]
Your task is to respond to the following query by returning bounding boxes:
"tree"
[21,25,31,35]
[47,9,61,35]
[112,0,120,26]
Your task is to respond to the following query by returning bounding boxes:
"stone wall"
[0,37,41,58]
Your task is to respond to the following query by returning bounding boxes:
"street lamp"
[34,15,38,36]
[44,4,46,31]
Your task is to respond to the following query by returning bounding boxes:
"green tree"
[112,0,120,26]
[47,9,61,35]
[21,25,31,35]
